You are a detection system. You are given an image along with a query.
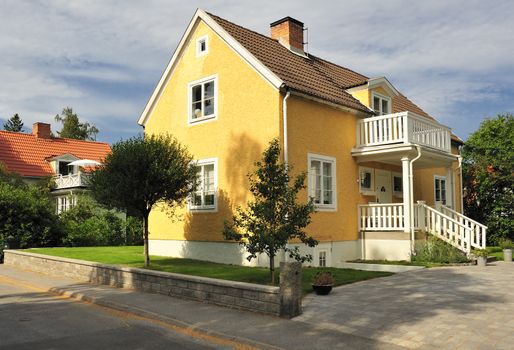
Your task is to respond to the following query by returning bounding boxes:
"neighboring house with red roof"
[0,122,111,213]
[139,10,486,266]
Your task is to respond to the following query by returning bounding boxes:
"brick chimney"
[32,122,51,139]
[270,17,304,53]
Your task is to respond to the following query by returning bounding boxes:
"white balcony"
[53,173,91,190]
[356,111,452,153]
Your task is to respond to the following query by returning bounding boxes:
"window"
[393,173,403,197]
[196,35,208,57]
[308,154,336,210]
[58,161,75,176]
[318,250,327,267]
[190,158,217,211]
[56,196,75,214]
[434,176,447,205]
[359,167,374,194]
[188,75,217,124]
[372,92,391,116]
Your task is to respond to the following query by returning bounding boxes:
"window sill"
[360,190,375,196]
[189,207,217,213]
[188,115,216,125]
[314,205,337,212]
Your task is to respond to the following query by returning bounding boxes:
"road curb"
[48,285,283,350]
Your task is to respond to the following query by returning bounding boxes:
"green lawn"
[487,246,504,260]
[26,246,393,294]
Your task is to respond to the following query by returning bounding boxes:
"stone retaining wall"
[4,250,302,318]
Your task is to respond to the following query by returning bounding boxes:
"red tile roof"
[0,131,111,177]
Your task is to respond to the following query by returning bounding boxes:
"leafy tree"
[0,167,63,260]
[89,134,197,266]
[3,113,24,132]
[55,107,99,140]
[462,113,514,244]
[223,139,318,284]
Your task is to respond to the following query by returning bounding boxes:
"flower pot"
[476,256,487,267]
[312,285,333,295]
[503,249,513,262]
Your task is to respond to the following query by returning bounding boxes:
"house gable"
[138,9,283,127]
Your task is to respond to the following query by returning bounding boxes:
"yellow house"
[138,9,487,267]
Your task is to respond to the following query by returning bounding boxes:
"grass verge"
[26,246,393,295]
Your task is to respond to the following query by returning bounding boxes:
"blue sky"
[1,0,513,144]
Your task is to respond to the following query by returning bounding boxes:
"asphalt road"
[0,278,232,350]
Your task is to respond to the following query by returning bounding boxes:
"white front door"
[375,169,392,203]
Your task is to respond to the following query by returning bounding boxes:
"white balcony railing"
[358,203,405,231]
[53,173,91,189]
[356,111,452,153]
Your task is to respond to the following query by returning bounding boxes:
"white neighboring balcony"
[53,173,91,189]
[356,111,452,153]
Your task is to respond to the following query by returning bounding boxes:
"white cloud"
[0,0,513,141]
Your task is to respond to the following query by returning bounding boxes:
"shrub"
[412,236,469,264]
[499,238,514,250]
[313,271,334,286]
[472,248,489,257]
[0,180,63,261]
[124,216,144,246]
[60,195,125,247]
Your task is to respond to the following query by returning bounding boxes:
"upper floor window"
[58,161,76,176]
[196,35,208,57]
[434,175,447,205]
[308,154,336,210]
[372,92,391,116]
[190,158,217,211]
[188,75,217,124]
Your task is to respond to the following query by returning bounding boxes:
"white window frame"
[189,158,218,212]
[187,74,218,125]
[359,166,375,195]
[392,172,403,197]
[318,250,328,267]
[434,175,447,205]
[372,91,391,116]
[196,35,209,57]
[308,153,337,211]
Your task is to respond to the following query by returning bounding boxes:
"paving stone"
[295,262,514,350]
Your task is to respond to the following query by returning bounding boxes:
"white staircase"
[415,202,487,254]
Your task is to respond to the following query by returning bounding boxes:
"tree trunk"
[143,213,150,267]
[270,254,275,285]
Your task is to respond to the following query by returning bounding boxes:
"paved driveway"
[295,262,514,350]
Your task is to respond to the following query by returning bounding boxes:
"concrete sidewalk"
[0,265,404,350]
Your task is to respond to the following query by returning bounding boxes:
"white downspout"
[283,90,291,165]
[409,146,422,253]
[281,90,291,265]
[457,155,464,213]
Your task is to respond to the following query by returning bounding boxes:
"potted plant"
[473,249,489,267]
[499,238,513,262]
[312,271,334,295]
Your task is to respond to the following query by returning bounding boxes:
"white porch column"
[446,167,453,209]
[401,156,411,233]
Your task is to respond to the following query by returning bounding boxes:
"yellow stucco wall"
[144,20,281,242]
[413,144,462,211]
[286,96,371,242]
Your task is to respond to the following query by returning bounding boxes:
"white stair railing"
[415,202,486,254]
[439,205,487,251]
